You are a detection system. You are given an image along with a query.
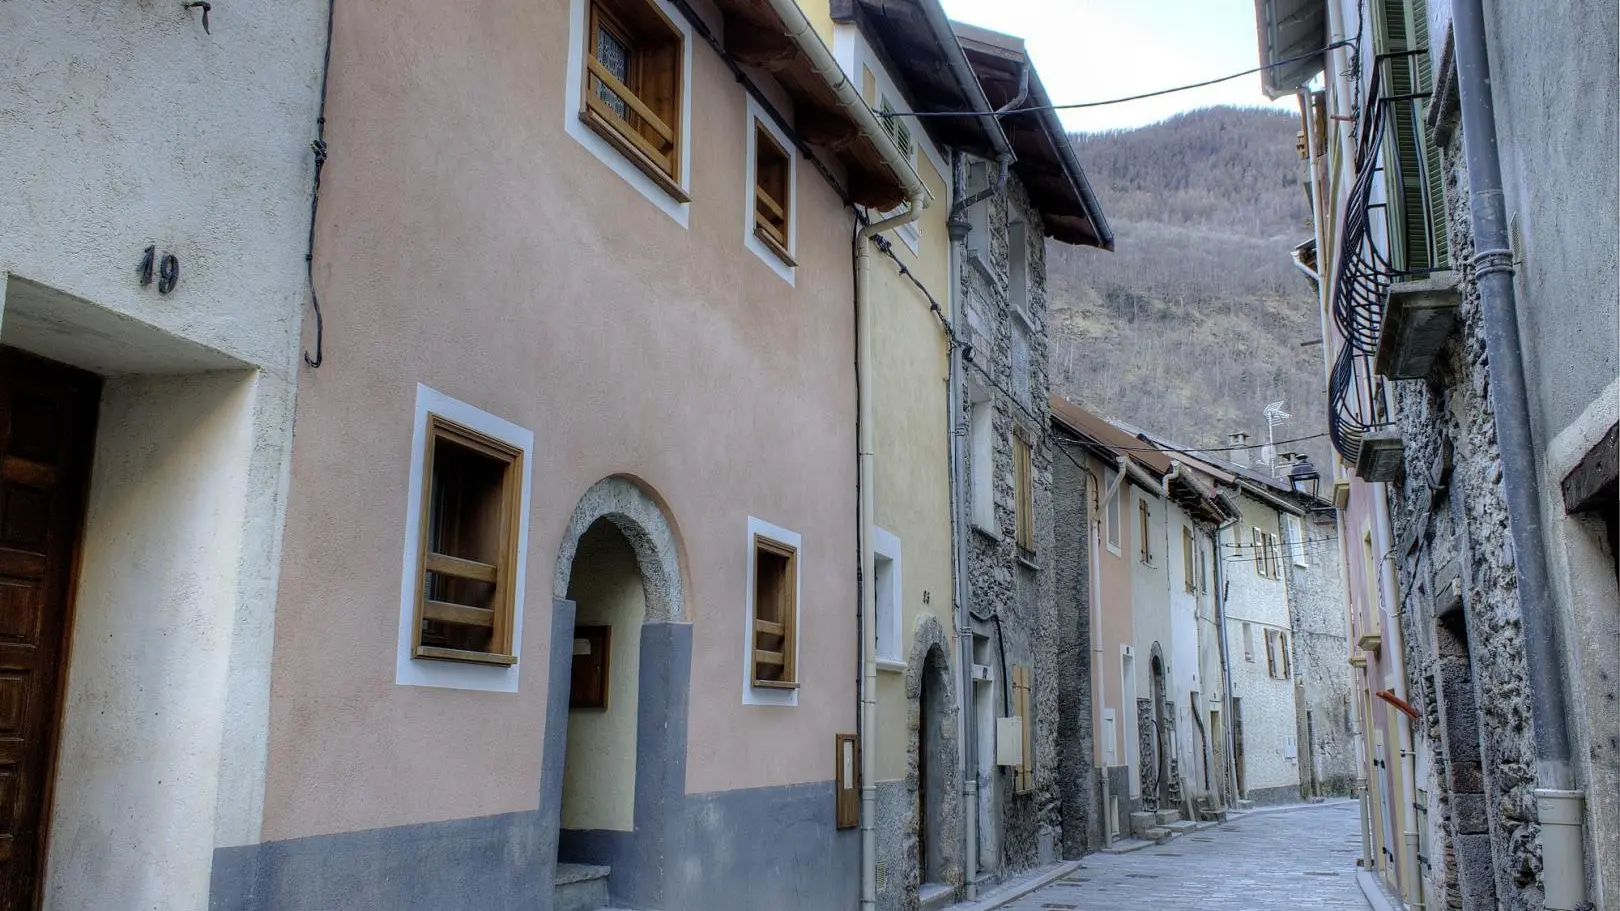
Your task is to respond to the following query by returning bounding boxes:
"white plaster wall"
[1165,502,1203,795]
[1221,495,1300,794]
[44,373,255,911]
[562,525,645,833]
[1129,486,1171,699]
[0,0,325,868]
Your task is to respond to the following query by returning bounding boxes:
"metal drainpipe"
[1451,1,1586,906]
[1211,512,1240,806]
[947,150,979,902]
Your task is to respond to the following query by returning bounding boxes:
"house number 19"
[137,245,181,295]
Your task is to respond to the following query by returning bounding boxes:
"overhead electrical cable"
[882,40,1355,119]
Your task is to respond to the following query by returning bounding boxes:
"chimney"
[1227,432,1251,467]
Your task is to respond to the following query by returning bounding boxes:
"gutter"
[1452,1,1585,905]
[763,0,925,205]
[755,5,929,908]
[946,151,978,901]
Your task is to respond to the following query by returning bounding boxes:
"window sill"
[877,658,907,673]
[972,524,1001,543]
[753,223,798,267]
[579,109,689,203]
[414,646,518,667]
[751,679,800,691]
[1016,553,1041,572]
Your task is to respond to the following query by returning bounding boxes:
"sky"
[940,0,1295,133]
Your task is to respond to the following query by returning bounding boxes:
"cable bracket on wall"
[184,1,213,34]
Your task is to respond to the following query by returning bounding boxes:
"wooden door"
[0,349,98,910]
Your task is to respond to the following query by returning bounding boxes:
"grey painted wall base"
[209,811,546,911]
[1244,784,1303,807]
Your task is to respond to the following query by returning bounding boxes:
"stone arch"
[903,613,961,897]
[553,475,685,622]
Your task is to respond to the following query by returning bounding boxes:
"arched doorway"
[559,518,645,841]
[545,475,687,911]
[1149,649,1170,810]
[905,614,960,901]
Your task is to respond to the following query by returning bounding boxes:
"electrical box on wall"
[995,717,1023,767]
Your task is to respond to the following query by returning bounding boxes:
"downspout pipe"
[1451,2,1585,907]
[857,199,929,911]
[947,151,978,901]
[759,7,927,910]
[1211,509,1241,806]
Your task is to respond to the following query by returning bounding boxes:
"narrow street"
[997,802,1366,911]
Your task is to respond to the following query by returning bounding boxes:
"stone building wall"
[1284,511,1357,798]
[1051,445,1096,857]
[1386,102,1542,911]
[958,169,1064,879]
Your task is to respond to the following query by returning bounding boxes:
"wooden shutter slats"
[426,552,498,583]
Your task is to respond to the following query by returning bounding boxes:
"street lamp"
[1289,456,1321,499]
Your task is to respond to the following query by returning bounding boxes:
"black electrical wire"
[885,40,1355,120]
[302,0,336,368]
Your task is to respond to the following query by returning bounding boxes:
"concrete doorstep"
[939,860,1084,911]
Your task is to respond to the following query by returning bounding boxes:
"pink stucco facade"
[262,0,862,844]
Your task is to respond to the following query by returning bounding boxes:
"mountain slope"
[1048,106,1331,473]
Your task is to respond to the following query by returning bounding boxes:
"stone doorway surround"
[904,613,963,907]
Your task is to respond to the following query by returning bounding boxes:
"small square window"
[751,535,798,689]
[414,416,523,666]
[582,0,685,196]
[753,123,795,266]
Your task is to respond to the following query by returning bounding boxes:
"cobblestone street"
[996,802,1367,911]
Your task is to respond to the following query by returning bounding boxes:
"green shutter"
[1376,0,1448,272]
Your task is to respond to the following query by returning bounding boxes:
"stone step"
[1155,808,1183,826]
[1128,811,1160,838]
[1099,837,1157,855]
[1165,820,1198,835]
[1144,826,1175,844]
[554,863,610,911]
[1236,798,1255,810]
[919,881,955,911]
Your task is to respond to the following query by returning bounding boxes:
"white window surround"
[744,96,797,285]
[564,0,695,227]
[395,384,535,692]
[1104,467,1122,555]
[1286,513,1309,567]
[873,526,904,671]
[969,396,996,536]
[743,516,802,706]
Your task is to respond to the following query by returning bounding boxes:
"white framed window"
[743,516,802,706]
[1286,513,1309,567]
[970,392,996,535]
[873,526,904,670]
[745,97,798,283]
[965,159,992,269]
[1104,468,1121,554]
[1242,622,1255,663]
[874,93,921,252]
[565,0,694,225]
[1010,312,1032,409]
[1009,219,1030,321]
[396,384,534,692]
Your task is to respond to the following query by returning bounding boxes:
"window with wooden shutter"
[1376,0,1448,273]
[1183,526,1197,592]
[751,534,798,689]
[414,417,523,665]
[1139,499,1152,564]
[582,0,684,195]
[1253,527,1265,578]
[1265,629,1279,678]
[1012,665,1034,793]
[1014,434,1034,552]
[752,122,794,265]
[1280,631,1293,679]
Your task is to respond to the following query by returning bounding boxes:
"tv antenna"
[1261,400,1291,471]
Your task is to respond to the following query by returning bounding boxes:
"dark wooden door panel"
[0,349,98,911]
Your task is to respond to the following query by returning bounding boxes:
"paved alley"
[998,802,1367,911]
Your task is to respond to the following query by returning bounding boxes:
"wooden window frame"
[1014,433,1035,553]
[751,120,796,266]
[748,526,800,694]
[1182,525,1197,593]
[581,0,687,200]
[1139,498,1152,565]
[412,416,524,667]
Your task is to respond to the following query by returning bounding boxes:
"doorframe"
[2,347,102,909]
